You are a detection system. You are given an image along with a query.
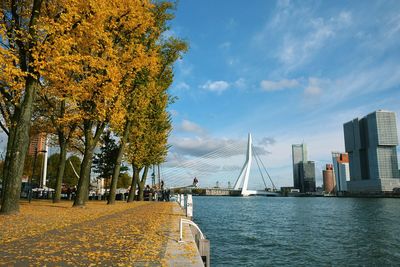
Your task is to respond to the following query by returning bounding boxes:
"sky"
[163,0,400,189]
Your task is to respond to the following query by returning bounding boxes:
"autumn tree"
[126,37,186,201]
[0,0,52,214]
[32,95,80,202]
[93,130,128,189]
[125,89,172,201]
[104,2,179,204]
[34,0,159,207]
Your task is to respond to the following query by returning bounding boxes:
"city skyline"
[1,1,399,189]
[165,0,400,188]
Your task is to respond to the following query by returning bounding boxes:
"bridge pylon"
[233,133,253,196]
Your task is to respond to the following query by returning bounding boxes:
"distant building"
[323,164,335,194]
[332,152,350,192]
[28,133,47,156]
[299,161,316,193]
[343,110,400,192]
[292,144,307,189]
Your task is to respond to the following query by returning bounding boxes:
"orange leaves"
[0,201,176,265]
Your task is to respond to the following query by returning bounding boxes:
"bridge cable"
[162,142,245,186]
[163,145,243,182]
[252,148,268,189]
[253,146,277,190]
[164,142,243,172]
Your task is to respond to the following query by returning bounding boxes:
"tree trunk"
[138,166,149,201]
[73,143,94,207]
[53,136,67,203]
[73,121,105,207]
[0,78,38,214]
[107,120,131,205]
[127,166,140,202]
[1,126,16,202]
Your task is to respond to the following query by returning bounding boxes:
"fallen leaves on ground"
[0,200,181,266]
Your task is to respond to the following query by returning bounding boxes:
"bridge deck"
[242,190,280,196]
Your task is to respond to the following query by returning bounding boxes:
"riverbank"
[0,200,202,266]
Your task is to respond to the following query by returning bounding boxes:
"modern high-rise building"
[332,152,350,192]
[343,110,400,192]
[323,164,335,194]
[299,161,316,193]
[292,144,307,189]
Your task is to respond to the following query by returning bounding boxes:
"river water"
[192,196,400,266]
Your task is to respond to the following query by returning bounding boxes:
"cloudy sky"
[162,0,400,189]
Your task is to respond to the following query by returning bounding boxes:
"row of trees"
[0,0,187,214]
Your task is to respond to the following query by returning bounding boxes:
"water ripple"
[193,197,400,266]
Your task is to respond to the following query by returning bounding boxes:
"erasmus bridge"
[161,134,280,196]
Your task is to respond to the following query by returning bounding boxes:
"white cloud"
[335,11,352,26]
[304,78,323,96]
[260,79,299,91]
[258,137,277,146]
[277,11,352,67]
[177,59,193,76]
[175,82,190,90]
[234,78,246,89]
[201,80,230,93]
[304,61,400,108]
[169,136,269,158]
[179,119,206,136]
[253,3,353,70]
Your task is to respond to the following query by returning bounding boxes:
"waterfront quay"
[0,200,202,266]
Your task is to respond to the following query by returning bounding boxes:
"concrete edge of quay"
[163,202,205,267]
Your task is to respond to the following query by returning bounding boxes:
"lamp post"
[38,149,47,188]
[151,166,156,187]
[28,146,38,203]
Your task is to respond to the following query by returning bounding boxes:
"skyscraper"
[343,110,400,192]
[299,161,316,193]
[292,144,307,189]
[332,152,350,192]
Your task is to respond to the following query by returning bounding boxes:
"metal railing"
[179,218,205,242]
[176,194,210,267]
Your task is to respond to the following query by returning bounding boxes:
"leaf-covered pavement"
[0,201,177,266]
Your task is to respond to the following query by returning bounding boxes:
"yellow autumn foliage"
[33,0,161,129]
[0,201,182,266]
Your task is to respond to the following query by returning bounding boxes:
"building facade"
[332,152,350,192]
[343,110,400,192]
[299,161,316,193]
[323,164,335,194]
[292,144,307,189]
[28,133,47,156]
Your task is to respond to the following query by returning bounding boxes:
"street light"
[28,146,47,202]
[28,146,38,203]
[38,149,47,188]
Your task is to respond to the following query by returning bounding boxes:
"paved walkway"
[0,201,202,266]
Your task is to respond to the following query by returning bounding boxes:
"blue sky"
[163,0,400,188]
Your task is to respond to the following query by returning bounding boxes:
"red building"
[323,164,335,194]
[28,133,47,156]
